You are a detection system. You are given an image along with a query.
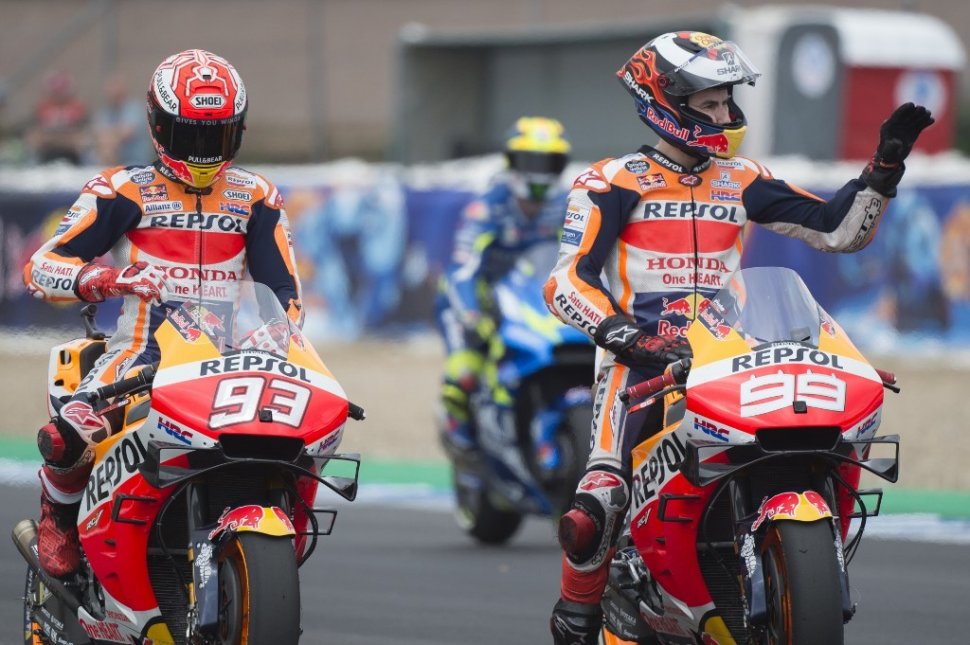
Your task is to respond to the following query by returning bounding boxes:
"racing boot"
[37,425,93,578]
[551,598,602,645]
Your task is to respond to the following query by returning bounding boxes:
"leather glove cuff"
[861,158,905,198]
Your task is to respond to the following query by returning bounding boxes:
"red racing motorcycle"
[14,280,364,644]
[600,266,900,645]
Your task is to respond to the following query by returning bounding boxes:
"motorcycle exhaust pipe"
[11,519,81,613]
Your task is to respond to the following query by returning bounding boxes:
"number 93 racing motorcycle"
[14,279,364,645]
[599,266,901,645]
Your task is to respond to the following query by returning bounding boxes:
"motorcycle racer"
[23,49,303,579]
[543,31,934,644]
[436,116,571,456]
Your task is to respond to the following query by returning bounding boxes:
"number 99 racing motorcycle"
[600,266,901,645]
[14,280,364,644]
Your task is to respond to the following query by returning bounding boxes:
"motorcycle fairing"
[76,603,175,644]
[625,277,885,640]
[151,320,349,444]
[78,418,179,616]
[75,316,351,634]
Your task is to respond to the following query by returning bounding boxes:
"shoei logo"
[191,94,225,108]
[223,189,251,201]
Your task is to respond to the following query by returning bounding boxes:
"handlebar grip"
[348,402,366,421]
[619,359,691,403]
[875,368,896,385]
[620,372,674,403]
[92,364,157,401]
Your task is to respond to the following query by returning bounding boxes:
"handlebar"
[619,359,691,403]
[348,402,366,421]
[91,364,157,401]
[875,368,900,393]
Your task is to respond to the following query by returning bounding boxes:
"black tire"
[216,533,301,644]
[453,467,523,545]
[761,520,844,645]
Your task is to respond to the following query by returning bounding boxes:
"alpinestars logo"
[604,326,637,345]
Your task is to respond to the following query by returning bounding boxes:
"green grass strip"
[3,437,967,517]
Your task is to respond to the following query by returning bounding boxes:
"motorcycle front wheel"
[453,467,523,545]
[761,520,844,645]
[215,533,301,644]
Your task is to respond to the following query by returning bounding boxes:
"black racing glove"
[594,315,692,368]
[861,102,934,197]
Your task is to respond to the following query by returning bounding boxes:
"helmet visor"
[664,39,761,96]
[151,108,245,165]
[506,151,569,176]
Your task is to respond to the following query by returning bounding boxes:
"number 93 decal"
[209,376,311,428]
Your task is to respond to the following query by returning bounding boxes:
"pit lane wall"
[2,153,969,354]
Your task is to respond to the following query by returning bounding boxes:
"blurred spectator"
[25,70,89,164]
[0,90,27,165]
[93,72,152,166]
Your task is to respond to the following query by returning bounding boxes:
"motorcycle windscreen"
[151,279,349,441]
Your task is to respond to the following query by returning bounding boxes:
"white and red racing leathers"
[24,162,303,396]
[544,145,891,471]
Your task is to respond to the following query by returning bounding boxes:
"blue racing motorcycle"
[444,242,596,544]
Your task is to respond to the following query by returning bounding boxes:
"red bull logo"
[689,132,730,153]
[200,311,224,334]
[139,184,169,202]
[185,304,225,335]
[637,173,667,192]
[660,295,711,319]
[752,492,801,531]
[697,304,732,339]
[804,490,832,517]
[752,491,833,531]
[208,505,295,540]
[711,322,733,339]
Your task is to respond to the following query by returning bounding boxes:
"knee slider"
[558,469,629,570]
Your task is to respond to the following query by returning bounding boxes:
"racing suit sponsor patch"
[625,159,650,174]
[139,185,169,202]
[562,228,583,246]
[637,173,667,192]
[564,204,589,228]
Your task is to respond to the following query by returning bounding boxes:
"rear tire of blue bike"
[453,468,523,545]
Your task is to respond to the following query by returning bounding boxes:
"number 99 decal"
[209,376,311,429]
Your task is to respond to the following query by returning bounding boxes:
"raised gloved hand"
[862,103,934,197]
[76,261,172,304]
[594,314,691,368]
[238,319,291,353]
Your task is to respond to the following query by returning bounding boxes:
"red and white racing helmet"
[617,32,761,159]
[147,49,247,188]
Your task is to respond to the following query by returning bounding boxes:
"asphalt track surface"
[0,485,966,645]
